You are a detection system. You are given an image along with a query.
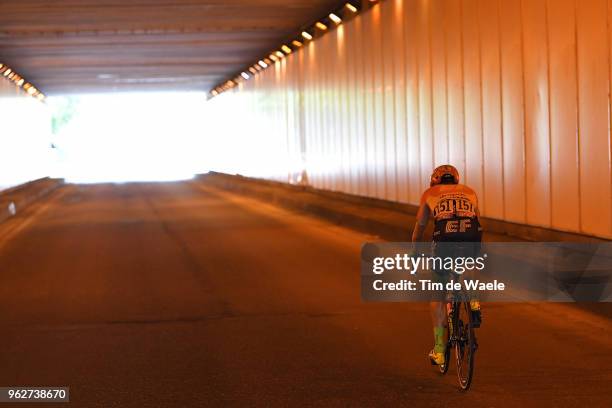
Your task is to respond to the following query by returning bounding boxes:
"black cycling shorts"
[433,216,482,243]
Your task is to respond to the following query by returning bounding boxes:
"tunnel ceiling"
[0,0,345,95]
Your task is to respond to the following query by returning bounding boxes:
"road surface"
[0,182,610,407]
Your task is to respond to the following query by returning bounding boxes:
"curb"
[197,172,609,243]
[0,178,64,224]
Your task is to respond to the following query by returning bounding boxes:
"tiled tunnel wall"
[206,0,612,239]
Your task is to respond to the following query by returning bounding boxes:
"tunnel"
[0,0,611,406]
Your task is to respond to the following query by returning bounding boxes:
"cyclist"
[411,165,483,366]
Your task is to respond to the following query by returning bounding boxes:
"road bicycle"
[438,289,478,390]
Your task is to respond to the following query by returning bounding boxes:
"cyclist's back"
[420,182,482,243]
[413,165,482,244]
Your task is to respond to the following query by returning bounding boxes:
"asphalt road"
[0,182,610,407]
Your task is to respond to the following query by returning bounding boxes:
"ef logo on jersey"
[445,219,472,233]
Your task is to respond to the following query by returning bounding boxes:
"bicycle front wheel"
[454,301,476,390]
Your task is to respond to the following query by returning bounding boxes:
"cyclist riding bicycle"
[411,165,483,366]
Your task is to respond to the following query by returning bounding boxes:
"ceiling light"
[281,45,292,54]
[269,54,279,62]
[248,67,257,74]
[345,3,358,12]
[275,51,284,58]
[3,69,11,77]
[258,60,268,68]
[302,31,313,40]
[241,72,250,80]
[329,13,342,24]
[315,22,328,31]
[211,90,218,96]
[292,40,303,47]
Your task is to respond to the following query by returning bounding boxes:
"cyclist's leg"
[430,300,446,351]
[459,242,482,325]
[429,268,449,364]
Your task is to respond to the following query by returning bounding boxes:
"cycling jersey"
[415,183,482,242]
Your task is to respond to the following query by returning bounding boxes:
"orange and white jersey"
[416,183,482,242]
[421,184,479,221]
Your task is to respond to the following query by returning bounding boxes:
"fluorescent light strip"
[0,63,45,100]
[211,1,367,97]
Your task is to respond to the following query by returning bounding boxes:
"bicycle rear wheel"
[454,301,476,390]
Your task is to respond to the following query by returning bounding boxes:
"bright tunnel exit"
[49,92,209,183]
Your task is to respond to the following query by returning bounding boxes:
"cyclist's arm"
[411,196,430,242]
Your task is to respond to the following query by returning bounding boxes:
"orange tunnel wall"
[206,0,612,239]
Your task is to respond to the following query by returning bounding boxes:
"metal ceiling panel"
[0,0,346,94]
